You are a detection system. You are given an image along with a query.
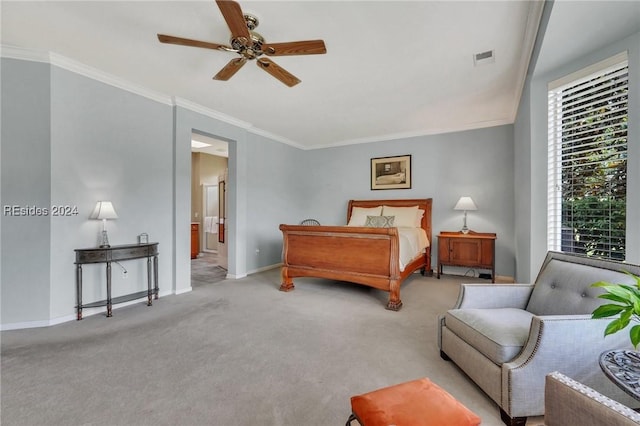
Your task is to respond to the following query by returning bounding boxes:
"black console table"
[75,243,159,320]
[599,349,640,400]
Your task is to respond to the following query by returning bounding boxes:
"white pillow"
[415,209,425,227]
[382,205,419,227]
[348,206,382,226]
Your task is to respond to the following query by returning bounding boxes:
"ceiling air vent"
[473,50,495,66]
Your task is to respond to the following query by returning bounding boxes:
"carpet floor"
[191,252,227,287]
[1,269,544,425]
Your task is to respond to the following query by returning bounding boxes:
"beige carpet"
[1,269,543,425]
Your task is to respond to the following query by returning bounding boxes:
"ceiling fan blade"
[216,0,251,47]
[263,40,327,56]
[256,58,301,87]
[213,58,247,81]
[157,34,230,51]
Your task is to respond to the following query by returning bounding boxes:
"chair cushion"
[350,377,481,426]
[444,308,534,365]
[526,258,637,316]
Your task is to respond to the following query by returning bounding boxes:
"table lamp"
[454,196,477,234]
[91,201,118,247]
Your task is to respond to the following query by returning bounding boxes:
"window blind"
[547,56,628,261]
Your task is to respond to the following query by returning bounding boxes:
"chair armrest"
[453,284,534,309]
[545,371,640,426]
[501,315,637,417]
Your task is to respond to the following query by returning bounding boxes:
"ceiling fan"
[157,0,327,87]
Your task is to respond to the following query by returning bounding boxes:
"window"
[548,53,628,261]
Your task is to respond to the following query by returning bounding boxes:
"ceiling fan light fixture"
[243,14,259,30]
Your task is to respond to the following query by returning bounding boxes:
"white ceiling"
[2,1,548,149]
[535,1,640,76]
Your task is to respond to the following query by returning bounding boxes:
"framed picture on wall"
[371,155,412,190]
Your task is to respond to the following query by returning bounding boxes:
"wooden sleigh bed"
[279,199,433,310]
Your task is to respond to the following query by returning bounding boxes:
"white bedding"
[398,227,429,271]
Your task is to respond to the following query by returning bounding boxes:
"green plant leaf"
[592,304,627,318]
[620,308,633,323]
[605,317,630,336]
[598,293,631,304]
[624,270,640,288]
[592,272,640,345]
[630,325,640,348]
[601,285,634,300]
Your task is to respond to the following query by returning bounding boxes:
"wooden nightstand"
[437,231,496,282]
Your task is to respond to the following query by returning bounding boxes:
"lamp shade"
[90,201,118,220]
[454,197,477,211]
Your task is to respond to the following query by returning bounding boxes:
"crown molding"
[1,44,50,63]
[1,45,303,148]
[172,97,304,149]
[308,117,513,150]
[172,97,252,129]
[248,127,305,150]
[1,45,173,105]
[509,0,545,121]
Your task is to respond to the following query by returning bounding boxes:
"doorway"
[191,132,229,284]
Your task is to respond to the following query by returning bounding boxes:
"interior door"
[202,184,219,253]
[217,178,228,270]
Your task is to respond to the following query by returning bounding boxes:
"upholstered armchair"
[545,371,640,425]
[438,251,640,426]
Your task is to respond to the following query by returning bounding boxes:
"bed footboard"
[279,224,427,310]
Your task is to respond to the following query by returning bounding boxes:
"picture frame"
[371,155,412,190]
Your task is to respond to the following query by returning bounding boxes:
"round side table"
[599,349,640,400]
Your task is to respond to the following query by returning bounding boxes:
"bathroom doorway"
[191,133,229,282]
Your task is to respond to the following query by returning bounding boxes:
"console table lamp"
[91,201,118,247]
[454,196,477,234]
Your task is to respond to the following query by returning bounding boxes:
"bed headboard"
[347,198,433,243]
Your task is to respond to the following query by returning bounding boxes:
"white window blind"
[547,55,628,261]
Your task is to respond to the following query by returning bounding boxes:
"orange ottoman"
[347,377,481,426]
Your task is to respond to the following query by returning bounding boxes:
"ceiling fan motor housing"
[231,31,263,59]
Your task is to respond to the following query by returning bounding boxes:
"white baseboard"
[1,266,281,330]
[246,263,282,276]
[1,293,172,330]
[175,287,192,295]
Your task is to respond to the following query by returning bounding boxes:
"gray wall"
[0,57,308,327]
[1,59,52,323]
[245,132,306,271]
[514,29,640,281]
[48,67,174,320]
[172,106,306,288]
[1,59,175,325]
[298,125,516,277]
[0,54,516,328]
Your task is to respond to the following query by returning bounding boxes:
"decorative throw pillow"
[382,205,419,227]
[347,206,383,226]
[364,215,395,228]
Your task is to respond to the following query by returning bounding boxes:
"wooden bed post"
[280,267,294,292]
[386,280,402,311]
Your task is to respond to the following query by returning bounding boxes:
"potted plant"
[592,271,640,348]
